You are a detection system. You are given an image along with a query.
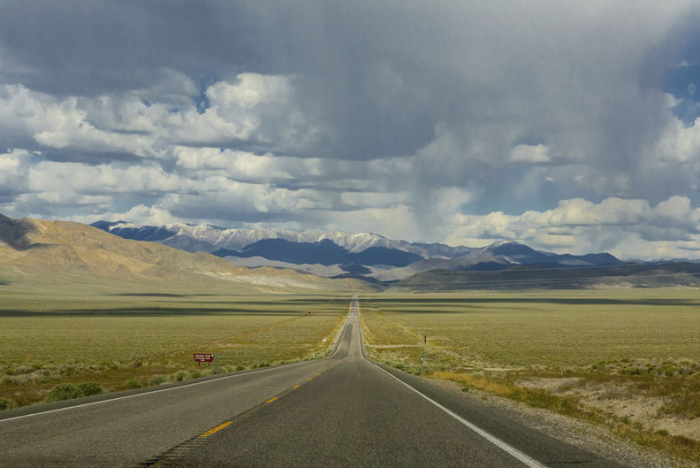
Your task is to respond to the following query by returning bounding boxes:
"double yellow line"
[197,363,337,439]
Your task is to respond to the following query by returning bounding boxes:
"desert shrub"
[236,365,245,371]
[175,371,186,382]
[78,382,103,396]
[0,398,18,410]
[0,376,13,386]
[148,375,165,386]
[60,366,77,377]
[188,369,202,379]
[125,379,142,389]
[45,383,83,402]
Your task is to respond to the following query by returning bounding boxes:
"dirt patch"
[518,376,700,445]
[657,418,700,441]
[517,377,582,391]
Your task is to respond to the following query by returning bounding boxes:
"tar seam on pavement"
[133,365,335,468]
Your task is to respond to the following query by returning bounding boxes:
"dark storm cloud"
[3,1,700,258]
[1,1,695,166]
[0,1,469,159]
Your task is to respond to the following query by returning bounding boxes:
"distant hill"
[391,262,700,291]
[0,214,359,292]
[476,241,621,267]
[5,214,697,291]
[214,238,422,267]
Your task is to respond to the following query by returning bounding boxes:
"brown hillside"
[0,214,347,290]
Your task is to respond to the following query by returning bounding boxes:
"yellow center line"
[266,396,279,404]
[292,385,300,389]
[308,377,313,381]
[316,373,321,376]
[199,421,233,438]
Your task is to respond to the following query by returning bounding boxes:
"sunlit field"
[360,289,700,463]
[0,282,349,407]
[361,289,700,368]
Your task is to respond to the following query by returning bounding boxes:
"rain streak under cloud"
[2,0,700,259]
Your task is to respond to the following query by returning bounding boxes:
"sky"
[1,1,700,259]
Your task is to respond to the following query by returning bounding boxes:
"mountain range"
[92,220,622,281]
[90,221,475,257]
[1,215,697,292]
[0,214,358,293]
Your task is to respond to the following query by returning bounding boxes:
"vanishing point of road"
[0,296,626,467]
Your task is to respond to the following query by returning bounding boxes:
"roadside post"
[421,335,427,376]
[214,352,218,375]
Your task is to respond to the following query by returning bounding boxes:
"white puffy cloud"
[158,177,332,222]
[167,74,319,150]
[0,72,317,163]
[325,205,419,241]
[172,146,324,182]
[443,196,700,258]
[510,144,551,163]
[67,205,179,227]
[111,205,179,226]
[27,162,187,194]
[654,116,700,164]
[0,148,33,188]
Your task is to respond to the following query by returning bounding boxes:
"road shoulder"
[377,364,694,468]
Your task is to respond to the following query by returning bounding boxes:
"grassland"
[0,278,351,407]
[360,289,700,464]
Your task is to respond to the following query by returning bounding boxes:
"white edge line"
[373,366,548,468]
[356,296,548,468]
[0,302,355,424]
[0,363,282,423]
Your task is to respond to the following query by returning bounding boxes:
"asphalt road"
[0,297,627,467]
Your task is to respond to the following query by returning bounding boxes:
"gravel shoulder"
[427,377,698,468]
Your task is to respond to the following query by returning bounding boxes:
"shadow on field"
[0,307,341,318]
[369,297,700,309]
[113,294,348,308]
[173,299,350,307]
[115,293,213,298]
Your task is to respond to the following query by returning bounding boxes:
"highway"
[0,297,626,467]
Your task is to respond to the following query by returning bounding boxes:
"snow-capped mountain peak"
[90,220,621,276]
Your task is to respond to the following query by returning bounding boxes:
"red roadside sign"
[193,353,214,362]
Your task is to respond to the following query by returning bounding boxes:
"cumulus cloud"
[325,205,419,241]
[27,162,187,194]
[172,146,324,183]
[1,1,700,258]
[67,205,179,227]
[0,149,33,189]
[510,144,551,163]
[443,196,700,258]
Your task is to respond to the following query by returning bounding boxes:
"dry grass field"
[360,289,700,464]
[0,280,350,407]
